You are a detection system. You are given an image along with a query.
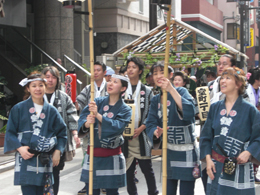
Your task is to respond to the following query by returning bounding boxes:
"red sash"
[87,145,122,157]
[212,150,227,163]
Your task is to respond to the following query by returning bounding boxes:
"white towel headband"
[19,78,47,87]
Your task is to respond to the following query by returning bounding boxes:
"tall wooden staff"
[88,0,94,194]
[162,4,171,195]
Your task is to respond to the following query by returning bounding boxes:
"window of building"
[227,23,237,39]
[139,0,143,14]
[227,0,236,2]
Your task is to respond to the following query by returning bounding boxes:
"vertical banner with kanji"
[123,100,135,138]
[195,86,211,121]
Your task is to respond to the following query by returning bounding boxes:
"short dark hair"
[146,72,152,79]
[206,71,216,79]
[221,54,236,66]
[248,67,260,85]
[94,61,106,72]
[119,66,127,75]
[126,57,144,79]
[120,79,128,97]
[150,61,174,74]
[172,71,189,86]
[42,66,60,90]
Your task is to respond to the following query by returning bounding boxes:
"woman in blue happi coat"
[78,74,132,195]
[4,73,67,195]
[146,62,199,195]
[200,67,260,195]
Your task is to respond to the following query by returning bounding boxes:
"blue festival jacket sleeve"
[78,103,90,136]
[146,95,162,147]
[4,105,22,154]
[176,87,195,121]
[199,104,215,161]
[247,106,260,163]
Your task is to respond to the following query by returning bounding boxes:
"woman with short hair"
[200,67,260,195]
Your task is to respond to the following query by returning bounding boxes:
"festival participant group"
[3,54,260,195]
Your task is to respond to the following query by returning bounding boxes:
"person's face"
[220,74,239,95]
[207,74,215,83]
[94,65,106,82]
[27,80,46,100]
[105,75,111,82]
[57,59,62,65]
[107,77,125,95]
[217,57,232,76]
[44,71,57,91]
[127,61,142,80]
[152,67,172,86]
[173,75,185,87]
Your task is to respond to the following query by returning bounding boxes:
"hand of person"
[88,101,98,115]
[73,134,81,148]
[133,127,142,139]
[158,77,173,92]
[75,101,79,111]
[237,151,251,164]
[85,114,96,127]
[17,146,34,160]
[52,150,61,167]
[206,156,216,180]
[153,126,164,139]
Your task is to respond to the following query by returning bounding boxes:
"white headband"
[111,74,129,82]
[19,78,47,87]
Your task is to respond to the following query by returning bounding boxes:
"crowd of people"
[3,54,260,195]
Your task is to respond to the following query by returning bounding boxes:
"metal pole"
[81,1,85,64]
[88,0,94,194]
[239,2,245,68]
[162,4,171,195]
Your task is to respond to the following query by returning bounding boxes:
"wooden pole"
[162,4,171,195]
[88,0,94,194]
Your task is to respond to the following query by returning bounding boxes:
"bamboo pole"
[162,4,171,195]
[88,0,94,194]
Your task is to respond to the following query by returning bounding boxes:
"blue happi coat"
[146,87,199,181]
[4,97,67,186]
[200,96,260,195]
[78,96,132,189]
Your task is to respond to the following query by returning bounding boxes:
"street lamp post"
[239,1,246,68]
